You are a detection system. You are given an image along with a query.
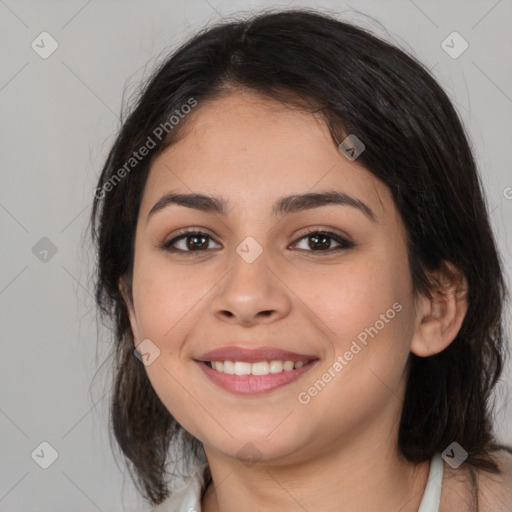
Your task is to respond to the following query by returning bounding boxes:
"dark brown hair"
[89,8,510,506]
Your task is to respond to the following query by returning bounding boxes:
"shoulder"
[440,447,512,512]
[477,448,512,512]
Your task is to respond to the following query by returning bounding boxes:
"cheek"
[303,249,413,386]
[131,250,212,345]
[297,279,413,441]
[131,255,208,427]
[340,267,413,388]
[299,254,407,343]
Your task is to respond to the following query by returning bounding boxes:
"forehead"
[140,90,395,223]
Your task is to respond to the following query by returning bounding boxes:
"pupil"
[310,234,329,250]
[187,235,207,250]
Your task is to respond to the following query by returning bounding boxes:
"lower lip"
[196,360,319,395]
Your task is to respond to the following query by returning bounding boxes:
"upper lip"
[195,346,317,363]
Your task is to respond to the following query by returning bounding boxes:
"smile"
[196,358,319,395]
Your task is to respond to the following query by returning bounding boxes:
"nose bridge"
[210,233,291,324]
[227,233,273,297]
[230,236,272,291]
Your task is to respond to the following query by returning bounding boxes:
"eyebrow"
[147,190,376,223]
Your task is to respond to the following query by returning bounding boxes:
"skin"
[121,90,474,511]
[439,451,512,511]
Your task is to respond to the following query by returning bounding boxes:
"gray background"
[1,0,511,510]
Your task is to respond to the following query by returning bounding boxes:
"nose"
[210,245,292,327]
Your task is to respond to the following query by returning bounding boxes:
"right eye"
[162,230,221,253]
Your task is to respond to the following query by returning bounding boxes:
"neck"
[201,435,431,512]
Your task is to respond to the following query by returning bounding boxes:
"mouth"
[203,359,315,375]
[194,346,319,395]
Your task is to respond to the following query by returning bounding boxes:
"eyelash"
[161,227,355,255]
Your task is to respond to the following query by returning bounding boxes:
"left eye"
[162,229,354,254]
[291,230,354,252]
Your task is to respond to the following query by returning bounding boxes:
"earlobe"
[410,262,468,358]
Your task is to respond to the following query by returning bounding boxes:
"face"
[124,90,422,465]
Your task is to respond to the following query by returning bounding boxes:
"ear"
[410,262,468,357]
[118,276,140,346]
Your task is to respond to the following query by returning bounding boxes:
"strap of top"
[417,453,444,512]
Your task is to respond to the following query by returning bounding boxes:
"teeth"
[234,362,252,375]
[223,361,234,374]
[283,361,295,371]
[252,361,269,375]
[269,360,283,373]
[211,361,224,372]
[209,359,311,376]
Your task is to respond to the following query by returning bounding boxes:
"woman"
[90,9,512,511]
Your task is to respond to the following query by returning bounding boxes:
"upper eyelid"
[166,227,348,242]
